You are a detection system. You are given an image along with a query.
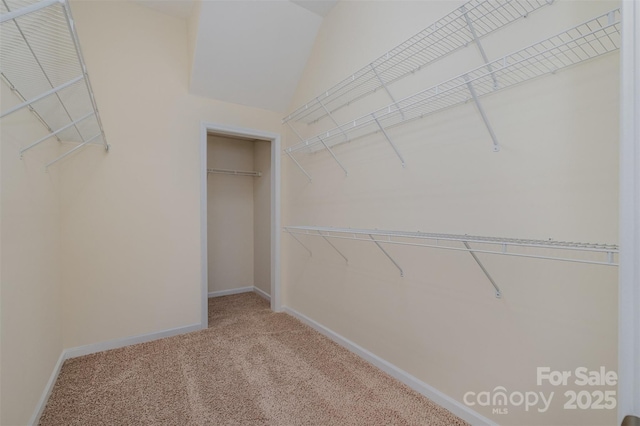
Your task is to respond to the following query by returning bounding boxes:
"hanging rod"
[207,168,262,177]
[284,225,619,298]
[282,0,553,126]
[285,9,621,159]
[0,0,109,167]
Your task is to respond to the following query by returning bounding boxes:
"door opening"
[199,123,281,329]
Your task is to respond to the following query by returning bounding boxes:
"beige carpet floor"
[40,293,468,425]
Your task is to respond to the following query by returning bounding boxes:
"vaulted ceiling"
[133,0,337,113]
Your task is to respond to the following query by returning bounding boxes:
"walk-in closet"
[206,133,272,300]
[0,0,638,425]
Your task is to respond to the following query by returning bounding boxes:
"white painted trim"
[270,130,282,312]
[208,287,254,298]
[64,323,201,359]
[253,286,271,301]
[200,122,209,330]
[29,322,200,425]
[28,351,66,426]
[283,306,495,426]
[619,0,640,422]
[200,122,282,327]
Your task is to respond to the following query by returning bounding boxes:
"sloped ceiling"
[133,0,337,112]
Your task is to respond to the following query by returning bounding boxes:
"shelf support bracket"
[286,121,304,142]
[0,75,84,119]
[373,115,406,167]
[45,133,101,169]
[463,241,502,298]
[318,136,348,176]
[370,64,405,119]
[464,74,500,152]
[462,5,499,90]
[285,229,312,257]
[0,0,58,23]
[317,97,350,142]
[20,112,95,156]
[1,73,60,142]
[284,150,312,182]
[318,231,348,263]
[369,235,404,277]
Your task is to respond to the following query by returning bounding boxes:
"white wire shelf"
[284,225,619,298]
[0,0,108,168]
[285,9,621,163]
[282,0,553,126]
[207,168,262,177]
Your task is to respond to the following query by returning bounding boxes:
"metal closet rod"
[207,168,262,177]
[284,225,619,299]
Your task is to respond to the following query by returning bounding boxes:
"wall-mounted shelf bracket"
[45,133,101,169]
[317,96,350,142]
[372,115,406,167]
[318,230,348,263]
[20,112,95,156]
[463,241,502,298]
[1,72,60,142]
[285,150,312,182]
[319,136,348,176]
[1,0,109,167]
[464,74,500,152]
[285,229,312,256]
[282,0,554,126]
[0,75,84,119]
[286,121,305,142]
[462,5,499,89]
[369,234,404,277]
[370,63,405,120]
[283,225,618,298]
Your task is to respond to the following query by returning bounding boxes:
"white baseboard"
[29,322,201,425]
[253,286,271,301]
[208,286,271,302]
[64,323,202,359]
[282,306,495,426]
[208,286,254,298]
[28,350,66,426]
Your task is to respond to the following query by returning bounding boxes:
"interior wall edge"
[28,321,202,425]
[254,286,271,302]
[63,323,202,360]
[619,0,640,421]
[282,306,496,426]
[26,351,66,426]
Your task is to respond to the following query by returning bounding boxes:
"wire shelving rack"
[284,9,621,177]
[282,0,553,127]
[0,0,108,168]
[284,225,619,298]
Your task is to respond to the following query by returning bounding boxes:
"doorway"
[199,122,281,329]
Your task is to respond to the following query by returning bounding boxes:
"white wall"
[254,140,272,295]
[0,82,64,425]
[282,1,619,425]
[207,135,255,292]
[60,0,282,349]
